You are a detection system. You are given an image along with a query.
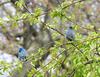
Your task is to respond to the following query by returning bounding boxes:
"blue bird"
[18,47,27,61]
[66,26,75,41]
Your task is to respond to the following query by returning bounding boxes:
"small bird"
[66,26,75,41]
[18,47,27,61]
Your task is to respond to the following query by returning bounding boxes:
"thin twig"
[33,47,72,75]
[71,42,89,61]
[84,60,100,65]
[22,5,31,14]
[48,26,65,36]
[62,0,86,10]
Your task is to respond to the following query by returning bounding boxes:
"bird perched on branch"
[18,47,27,61]
[66,26,75,41]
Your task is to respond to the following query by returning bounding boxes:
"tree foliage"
[0,0,100,77]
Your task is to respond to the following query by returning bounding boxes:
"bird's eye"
[19,50,21,52]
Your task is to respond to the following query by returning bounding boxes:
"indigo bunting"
[66,26,75,41]
[18,47,27,61]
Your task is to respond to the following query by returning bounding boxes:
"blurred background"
[0,0,100,77]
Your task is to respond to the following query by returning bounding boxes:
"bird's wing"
[66,29,75,41]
